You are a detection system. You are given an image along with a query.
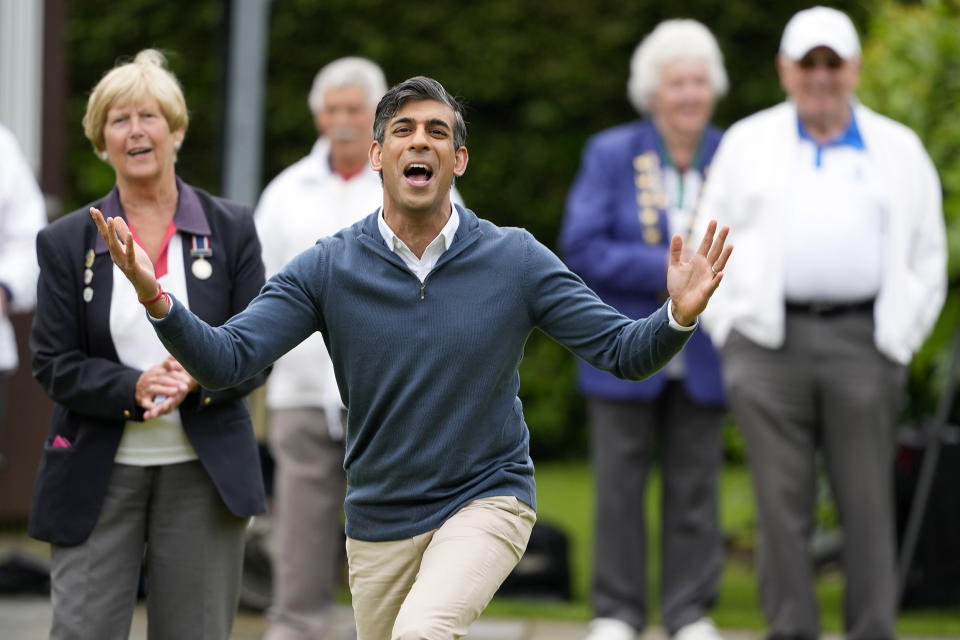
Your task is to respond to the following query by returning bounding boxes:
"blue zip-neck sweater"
[152,206,693,541]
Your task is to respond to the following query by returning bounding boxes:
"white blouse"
[110,233,198,466]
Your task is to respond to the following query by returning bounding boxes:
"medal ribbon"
[190,235,212,258]
[190,235,213,280]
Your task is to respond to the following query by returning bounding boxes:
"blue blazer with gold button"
[560,119,725,405]
[28,180,269,546]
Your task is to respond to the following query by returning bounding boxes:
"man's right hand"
[90,207,171,318]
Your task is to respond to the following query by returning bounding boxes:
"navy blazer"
[560,119,725,405]
[28,181,269,546]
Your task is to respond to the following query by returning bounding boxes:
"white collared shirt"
[377,203,460,282]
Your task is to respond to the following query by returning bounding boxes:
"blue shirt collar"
[797,108,865,167]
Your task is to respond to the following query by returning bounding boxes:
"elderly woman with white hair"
[560,19,729,640]
[28,49,268,639]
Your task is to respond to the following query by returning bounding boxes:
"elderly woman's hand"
[90,206,171,317]
[136,357,200,419]
[136,361,189,419]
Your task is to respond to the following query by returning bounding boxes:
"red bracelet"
[138,285,166,306]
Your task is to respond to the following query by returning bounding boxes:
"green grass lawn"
[483,460,960,635]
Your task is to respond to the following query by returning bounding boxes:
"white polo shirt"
[782,115,887,303]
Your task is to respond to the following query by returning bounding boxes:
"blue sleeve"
[559,136,668,295]
[196,209,270,406]
[150,249,324,391]
[522,231,689,380]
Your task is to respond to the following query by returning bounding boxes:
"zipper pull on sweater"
[420,281,425,300]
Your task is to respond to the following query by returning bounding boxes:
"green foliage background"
[60,0,957,459]
[858,0,960,423]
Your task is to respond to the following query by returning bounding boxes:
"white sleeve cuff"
[666,300,697,332]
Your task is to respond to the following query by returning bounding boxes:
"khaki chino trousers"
[346,495,536,640]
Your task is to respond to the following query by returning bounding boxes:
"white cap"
[779,6,861,60]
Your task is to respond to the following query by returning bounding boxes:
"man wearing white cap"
[695,6,945,639]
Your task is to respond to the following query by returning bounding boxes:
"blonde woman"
[28,49,267,639]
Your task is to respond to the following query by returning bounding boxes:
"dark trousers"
[589,382,725,634]
[722,311,905,640]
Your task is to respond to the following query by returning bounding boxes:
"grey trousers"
[49,460,247,640]
[722,311,905,640]
[265,408,347,640]
[589,382,725,634]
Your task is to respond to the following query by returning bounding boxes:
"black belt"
[785,299,874,317]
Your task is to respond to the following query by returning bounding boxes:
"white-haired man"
[695,7,946,640]
[254,56,387,640]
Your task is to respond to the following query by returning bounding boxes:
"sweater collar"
[362,202,478,242]
[358,203,482,268]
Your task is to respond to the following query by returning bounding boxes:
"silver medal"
[192,257,213,280]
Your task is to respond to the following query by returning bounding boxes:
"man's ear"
[369,140,382,171]
[453,145,469,177]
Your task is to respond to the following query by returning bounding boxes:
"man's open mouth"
[403,163,433,186]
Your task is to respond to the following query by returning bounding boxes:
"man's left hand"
[666,220,732,326]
